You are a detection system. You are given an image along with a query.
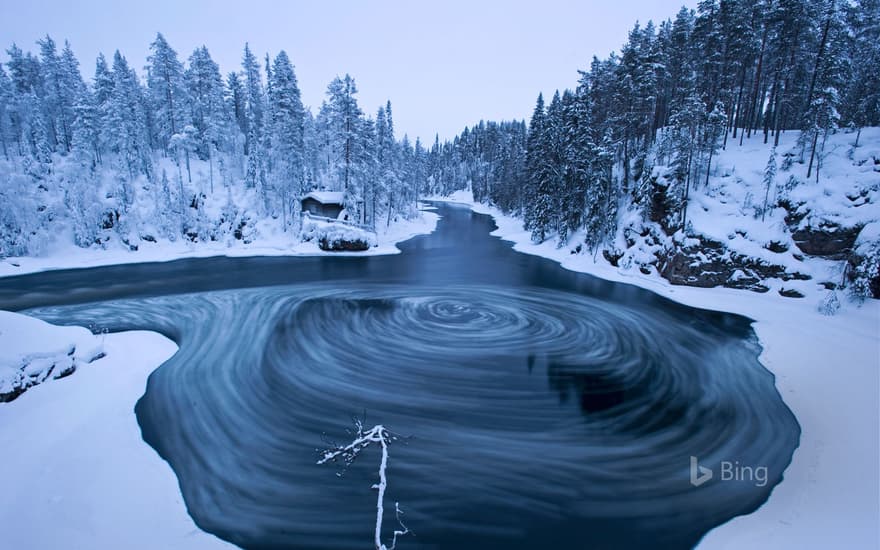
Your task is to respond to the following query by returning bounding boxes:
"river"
[0,202,799,549]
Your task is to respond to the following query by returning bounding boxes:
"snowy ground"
[0,207,439,278]
[437,190,879,549]
[0,312,231,549]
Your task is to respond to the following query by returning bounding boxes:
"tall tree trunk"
[681,146,693,231]
[764,73,780,144]
[726,67,746,149]
[806,129,819,179]
[773,78,788,148]
[804,2,835,116]
[754,76,770,138]
[386,192,393,228]
[704,148,714,188]
[747,29,769,139]
[816,126,831,182]
[761,176,772,222]
[208,148,214,194]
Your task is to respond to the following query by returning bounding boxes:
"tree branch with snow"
[318,417,411,550]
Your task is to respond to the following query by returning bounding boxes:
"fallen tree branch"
[318,418,410,549]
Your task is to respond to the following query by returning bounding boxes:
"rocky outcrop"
[791,223,862,259]
[658,237,809,293]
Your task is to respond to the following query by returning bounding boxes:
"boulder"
[318,236,371,252]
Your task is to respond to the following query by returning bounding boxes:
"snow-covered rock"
[0,311,104,401]
[301,217,378,251]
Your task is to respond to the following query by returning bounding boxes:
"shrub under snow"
[848,222,880,300]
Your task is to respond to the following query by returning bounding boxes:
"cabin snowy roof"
[303,191,345,205]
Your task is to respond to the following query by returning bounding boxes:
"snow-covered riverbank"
[0,312,230,548]
[439,193,879,550]
[0,209,438,279]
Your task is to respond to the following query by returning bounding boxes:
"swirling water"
[1,203,800,549]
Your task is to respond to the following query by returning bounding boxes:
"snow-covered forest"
[424,0,880,301]
[0,35,428,257]
[1,0,879,301]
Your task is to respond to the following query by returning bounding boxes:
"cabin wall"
[301,198,344,219]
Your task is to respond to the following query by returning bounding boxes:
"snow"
[0,311,231,549]
[301,216,378,249]
[535,128,880,300]
[318,422,410,550]
[0,310,104,399]
[302,191,345,204]
[436,193,880,550]
[679,129,879,277]
[0,206,439,278]
[856,220,880,248]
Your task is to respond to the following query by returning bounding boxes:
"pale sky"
[1,0,695,143]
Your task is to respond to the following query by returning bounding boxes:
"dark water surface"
[0,203,799,549]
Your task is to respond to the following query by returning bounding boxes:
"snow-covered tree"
[146,33,187,154]
[319,74,370,223]
[267,50,305,230]
[106,51,152,199]
[185,46,228,191]
[761,147,777,222]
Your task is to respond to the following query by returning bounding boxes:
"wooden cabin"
[301,191,345,220]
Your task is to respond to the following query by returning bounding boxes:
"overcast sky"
[2,0,695,143]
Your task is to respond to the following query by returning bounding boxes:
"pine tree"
[701,101,727,187]
[667,94,704,231]
[37,35,83,153]
[523,94,545,233]
[761,147,777,222]
[146,33,187,154]
[71,85,100,166]
[802,0,847,180]
[376,100,402,227]
[320,75,368,222]
[267,50,305,230]
[186,46,228,191]
[524,93,556,242]
[106,51,151,196]
[0,65,11,160]
[242,43,264,155]
[842,0,880,145]
[58,41,85,153]
[225,71,246,155]
[91,53,114,160]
